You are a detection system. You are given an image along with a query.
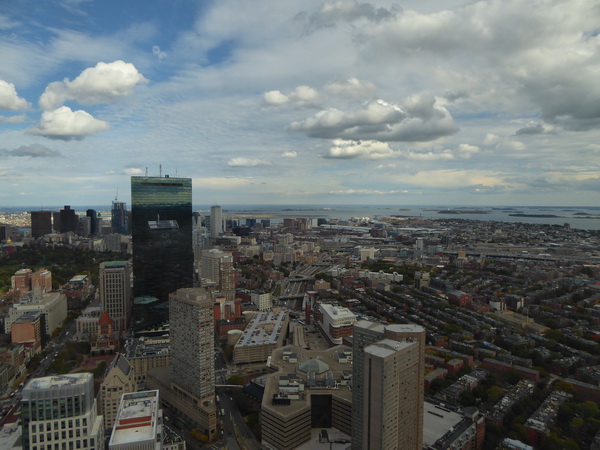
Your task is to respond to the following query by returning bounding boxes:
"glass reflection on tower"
[131,175,193,331]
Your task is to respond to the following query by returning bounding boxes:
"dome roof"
[299,359,329,374]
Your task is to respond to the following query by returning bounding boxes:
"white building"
[5,288,67,335]
[109,390,162,449]
[251,292,272,311]
[21,373,104,450]
[210,205,222,239]
[319,303,357,345]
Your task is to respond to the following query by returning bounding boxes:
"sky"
[1,0,600,208]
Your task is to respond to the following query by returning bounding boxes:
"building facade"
[209,205,222,239]
[99,354,135,431]
[131,175,193,331]
[21,373,104,450]
[99,261,132,334]
[30,211,53,238]
[111,201,128,235]
[351,321,425,450]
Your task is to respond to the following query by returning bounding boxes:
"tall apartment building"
[169,288,214,398]
[21,373,104,450]
[131,175,193,331]
[99,261,132,334]
[30,211,53,238]
[147,288,217,439]
[108,390,163,449]
[99,354,135,430]
[200,249,235,299]
[351,321,425,450]
[251,292,272,311]
[210,205,222,239]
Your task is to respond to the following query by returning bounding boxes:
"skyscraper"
[210,205,222,239]
[59,205,77,233]
[169,288,215,399]
[86,209,97,235]
[30,211,53,238]
[21,373,104,450]
[131,175,193,331]
[111,200,128,234]
[99,261,132,334]
[351,321,425,450]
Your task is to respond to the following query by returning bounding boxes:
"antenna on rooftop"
[115,187,119,202]
[159,164,162,178]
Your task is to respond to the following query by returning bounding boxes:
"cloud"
[1,144,61,158]
[329,188,408,195]
[263,85,321,108]
[305,1,397,31]
[324,77,375,98]
[515,121,556,135]
[39,61,148,110]
[0,80,29,110]
[0,114,27,123]
[227,157,270,167]
[289,93,457,142]
[122,167,144,176]
[324,139,394,159]
[152,45,167,60]
[281,151,297,158]
[28,106,109,140]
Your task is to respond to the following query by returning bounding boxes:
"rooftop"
[109,390,160,445]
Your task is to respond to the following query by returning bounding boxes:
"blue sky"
[1,0,600,207]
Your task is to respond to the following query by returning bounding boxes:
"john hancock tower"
[131,175,193,332]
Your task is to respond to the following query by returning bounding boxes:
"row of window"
[30,436,95,450]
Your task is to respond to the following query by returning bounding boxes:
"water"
[4,205,600,231]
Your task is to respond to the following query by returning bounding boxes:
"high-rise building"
[200,249,235,296]
[210,205,222,239]
[21,373,104,450]
[99,261,132,334]
[86,209,98,235]
[131,175,193,331]
[169,288,215,398]
[146,288,217,439]
[30,211,53,238]
[59,205,77,233]
[111,201,128,235]
[108,390,163,449]
[351,321,425,450]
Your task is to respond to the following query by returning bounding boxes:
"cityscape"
[2,1,600,449]
[1,176,600,449]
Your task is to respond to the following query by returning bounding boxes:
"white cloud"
[324,77,375,98]
[290,94,457,142]
[305,1,397,31]
[227,157,270,167]
[263,85,321,108]
[39,61,148,110]
[1,144,61,158]
[281,151,297,158]
[515,121,556,135]
[28,106,109,140]
[0,114,27,123]
[0,80,29,110]
[122,167,144,176]
[324,139,394,159]
[152,45,167,60]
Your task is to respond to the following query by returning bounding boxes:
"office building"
[99,354,135,430]
[108,390,163,450]
[351,321,425,450]
[251,292,272,311]
[210,205,222,239]
[131,175,193,331]
[99,261,132,334]
[30,211,53,238]
[316,303,356,345]
[60,205,78,233]
[86,209,98,235]
[21,373,104,450]
[112,201,128,235]
[200,249,235,297]
[6,289,67,336]
[146,288,217,439]
[261,345,353,449]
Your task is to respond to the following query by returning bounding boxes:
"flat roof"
[109,390,160,445]
[27,373,91,390]
[236,311,287,347]
[423,401,463,447]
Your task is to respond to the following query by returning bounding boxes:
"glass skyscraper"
[131,176,193,331]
